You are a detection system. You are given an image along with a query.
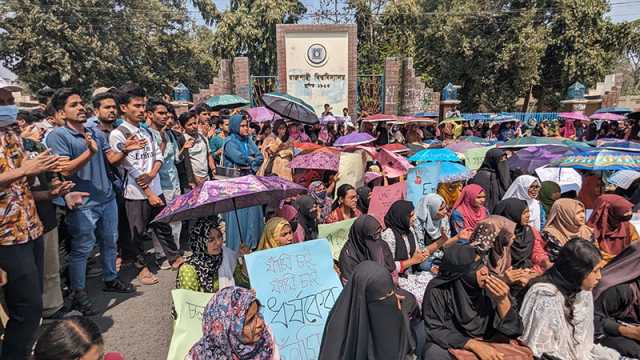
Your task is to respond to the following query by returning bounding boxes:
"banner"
[167,289,214,360]
[406,166,439,208]
[464,146,494,170]
[336,152,365,194]
[245,239,343,360]
[368,181,406,225]
[318,218,357,260]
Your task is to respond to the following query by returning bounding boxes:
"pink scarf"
[452,184,489,230]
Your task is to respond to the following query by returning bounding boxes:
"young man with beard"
[46,88,137,316]
[109,84,183,286]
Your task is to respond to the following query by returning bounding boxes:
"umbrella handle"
[232,198,244,246]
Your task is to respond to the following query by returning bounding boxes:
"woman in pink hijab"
[450,184,489,235]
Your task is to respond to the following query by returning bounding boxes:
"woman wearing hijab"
[308,181,333,222]
[539,181,561,227]
[469,148,512,211]
[176,218,247,293]
[186,286,279,360]
[593,242,640,358]
[319,261,414,360]
[294,195,319,241]
[493,199,541,271]
[579,175,604,210]
[588,194,638,262]
[257,217,294,251]
[257,119,293,180]
[534,198,594,272]
[422,244,523,359]
[519,238,620,360]
[223,114,265,250]
[355,186,371,214]
[502,175,543,230]
[437,181,463,209]
[381,200,434,304]
[450,184,489,235]
[325,184,362,224]
[468,216,519,280]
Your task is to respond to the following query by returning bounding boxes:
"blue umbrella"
[416,161,473,183]
[593,139,640,153]
[595,107,633,115]
[408,148,461,163]
[551,149,640,171]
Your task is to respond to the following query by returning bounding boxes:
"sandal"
[137,268,159,286]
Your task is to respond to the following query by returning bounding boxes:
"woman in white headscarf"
[502,175,542,230]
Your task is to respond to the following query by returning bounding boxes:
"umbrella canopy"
[334,132,376,146]
[500,136,589,149]
[446,140,483,153]
[416,161,474,183]
[627,112,640,120]
[559,112,590,121]
[361,113,398,123]
[245,107,281,123]
[595,107,633,115]
[365,171,383,184]
[261,92,319,125]
[551,149,640,171]
[408,148,461,163]
[320,115,343,124]
[376,148,414,178]
[591,139,640,153]
[289,150,339,171]
[154,175,307,223]
[459,136,496,145]
[508,146,570,173]
[381,143,410,154]
[589,112,625,121]
[608,170,640,190]
[205,94,249,110]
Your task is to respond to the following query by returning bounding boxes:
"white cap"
[0,78,22,92]
[92,86,114,98]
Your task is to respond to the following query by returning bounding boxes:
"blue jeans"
[65,198,118,289]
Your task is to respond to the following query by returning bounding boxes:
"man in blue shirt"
[46,89,142,315]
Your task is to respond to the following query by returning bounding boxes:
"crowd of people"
[1,78,640,360]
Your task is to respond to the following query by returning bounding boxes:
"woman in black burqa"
[422,244,523,359]
[319,261,414,360]
[469,148,512,211]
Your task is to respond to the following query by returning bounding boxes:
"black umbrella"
[261,92,319,125]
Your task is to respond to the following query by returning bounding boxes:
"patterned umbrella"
[593,139,640,153]
[261,92,319,125]
[246,107,281,123]
[589,112,625,121]
[551,149,640,171]
[559,112,590,121]
[500,136,590,150]
[508,146,570,173]
[289,150,339,171]
[153,175,307,223]
[334,132,376,146]
[415,161,473,183]
[408,148,461,163]
[205,94,250,110]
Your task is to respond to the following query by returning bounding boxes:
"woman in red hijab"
[450,184,489,235]
[588,194,638,262]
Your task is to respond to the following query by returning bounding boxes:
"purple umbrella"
[334,132,376,147]
[446,140,483,153]
[289,150,339,171]
[153,175,307,224]
[246,107,281,123]
[508,146,570,173]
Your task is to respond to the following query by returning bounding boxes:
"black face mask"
[619,214,633,222]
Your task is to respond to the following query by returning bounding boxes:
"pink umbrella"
[375,148,414,178]
[246,107,281,123]
[589,112,625,121]
[362,113,398,123]
[289,150,339,171]
[446,140,483,153]
[559,112,589,121]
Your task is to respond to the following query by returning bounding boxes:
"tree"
[208,0,307,76]
[0,0,218,95]
[619,20,640,96]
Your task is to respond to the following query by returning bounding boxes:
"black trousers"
[599,335,640,358]
[0,237,44,360]
[124,196,180,266]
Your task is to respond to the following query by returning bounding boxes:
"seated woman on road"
[450,184,488,235]
[533,198,593,272]
[594,241,640,358]
[588,194,638,262]
[176,217,248,293]
[519,238,619,360]
[502,175,543,230]
[319,261,414,360]
[187,286,279,360]
[539,181,562,227]
[325,184,362,224]
[422,244,523,359]
[257,217,294,251]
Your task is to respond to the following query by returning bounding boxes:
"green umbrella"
[501,136,590,150]
[205,94,250,110]
[261,92,319,125]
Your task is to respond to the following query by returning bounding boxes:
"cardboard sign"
[406,166,439,209]
[336,151,365,193]
[166,289,214,360]
[318,218,357,260]
[368,181,406,225]
[245,239,342,360]
[464,146,494,170]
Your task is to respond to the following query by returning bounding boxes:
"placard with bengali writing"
[166,289,214,360]
[245,239,343,360]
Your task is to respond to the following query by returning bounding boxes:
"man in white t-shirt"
[108,84,183,285]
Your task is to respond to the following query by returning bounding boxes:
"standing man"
[109,84,183,285]
[177,111,216,189]
[146,98,183,266]
[209,115,230,165]
[46,89,136,316]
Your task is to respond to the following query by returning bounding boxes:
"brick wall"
[192,58,248,104]
[384,57,401,115]
[233,57,250,100]
[384,57,439,115]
